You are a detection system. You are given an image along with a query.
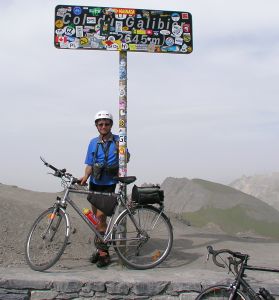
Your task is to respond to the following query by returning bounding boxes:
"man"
[80,110,119,268]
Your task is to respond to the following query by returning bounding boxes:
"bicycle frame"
[54,177,146,244]
[229,257,260,299]
[226,256,279,299]
[205,246,279,300]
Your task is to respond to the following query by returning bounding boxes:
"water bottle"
[83,208,100,226]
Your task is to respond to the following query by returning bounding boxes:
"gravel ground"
[1,183,279,275]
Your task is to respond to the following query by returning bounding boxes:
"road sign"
[54,5,193,54]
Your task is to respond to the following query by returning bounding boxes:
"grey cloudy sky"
[0,0,279,192]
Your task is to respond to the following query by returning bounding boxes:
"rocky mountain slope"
[161,177,279,238]
[230,173,279,210]
[0,183,95,267]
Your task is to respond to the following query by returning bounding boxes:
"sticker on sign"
[54,5,193,54]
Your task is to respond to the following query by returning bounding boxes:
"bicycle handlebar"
[207,245,248,269]
[40,156,84,186]
[40,156,59,172]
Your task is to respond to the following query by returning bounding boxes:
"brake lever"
[47,172,55,177]
[47,170,62,177]
[228,260,233,274]
[227,256,235,274]
[54,170,62,177]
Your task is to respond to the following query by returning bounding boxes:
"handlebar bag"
[132,185,164,205]
[87,193,118,216]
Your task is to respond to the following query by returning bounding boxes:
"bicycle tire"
[112,205,173,269]
[196,285,249,300]
[25,207,70,271]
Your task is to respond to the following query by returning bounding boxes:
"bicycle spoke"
[25,208,69,271]
[113,206,173,269]
[196,285,248,300]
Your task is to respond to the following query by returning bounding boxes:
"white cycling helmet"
[94,110,113,124]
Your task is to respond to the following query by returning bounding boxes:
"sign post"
[54,5,193,180]
[118,51,128,179]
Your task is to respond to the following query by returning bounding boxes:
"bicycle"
[196,245,278,299]
[25,157,173,271]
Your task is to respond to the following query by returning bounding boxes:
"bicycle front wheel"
[113,205,173,269]
[196,285,249,300]
[25,207,70,271]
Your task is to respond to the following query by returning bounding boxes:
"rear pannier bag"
[87,193,118,217]
[132,185,164,205]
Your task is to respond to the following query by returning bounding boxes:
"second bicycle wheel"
[113,205,173,269]
[196,285,249,299]
[25,207,70,271]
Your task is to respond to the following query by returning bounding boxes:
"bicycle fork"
[42,204,69,242]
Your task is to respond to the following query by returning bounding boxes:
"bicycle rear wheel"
[113,205,173,269]
[196,285,249,299]
[25,207,70,271]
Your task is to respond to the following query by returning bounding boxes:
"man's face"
[96,119,112,135]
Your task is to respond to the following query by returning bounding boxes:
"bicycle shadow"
[156,235,217,269]
[46,226,279,272]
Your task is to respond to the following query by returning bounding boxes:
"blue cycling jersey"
[85,134,119,185]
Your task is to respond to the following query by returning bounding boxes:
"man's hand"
[79,176,88,186]
[80,165,93,185]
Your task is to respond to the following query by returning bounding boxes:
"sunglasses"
[97,122,111,127]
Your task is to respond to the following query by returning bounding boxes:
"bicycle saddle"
[114,176,137,184]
